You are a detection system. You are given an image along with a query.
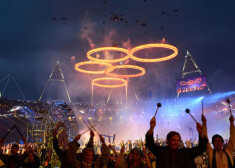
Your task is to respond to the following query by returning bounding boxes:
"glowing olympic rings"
[87,47,129,63]
[92,77,127,88]
[75,61,112,74]
[129,43,178,62]
[105,65,145,78]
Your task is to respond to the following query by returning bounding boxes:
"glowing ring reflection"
[105,65,145,78]
[129,43,178,62]
[87,47,129,63]
[92,77,127,88]
[75,61,112,74]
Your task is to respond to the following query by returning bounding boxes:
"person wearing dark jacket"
[0,136,29,168]
[22,150,40,168]
[52,122,95,168]
[146,116,208,168]
[52,125,71,168]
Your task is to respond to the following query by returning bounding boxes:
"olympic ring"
[75,61,113,74]
[129,43,178,62]
[92,77,127,88]
[105,65,145,78]
[180,78,202,86]
[87,47,129,63]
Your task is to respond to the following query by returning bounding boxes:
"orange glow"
[105,65,145,78]
[75,61,112,74]
[180,78,202,85]
[87,47,129,63]
[129,43,178,62]
[92,77,127,88]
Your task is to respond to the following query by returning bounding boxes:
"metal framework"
[32,100,77,144]
[0,73,26,99]
[39,61,71,103]
[178,50,212,97]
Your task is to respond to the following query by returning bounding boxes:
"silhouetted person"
[146,117,208,168]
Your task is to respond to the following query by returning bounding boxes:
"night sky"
[1,0,235,102]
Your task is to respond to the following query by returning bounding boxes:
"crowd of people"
[0,113,234,168]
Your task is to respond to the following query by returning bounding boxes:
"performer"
[146,117,208,168]
[0,136,29,168]
[67,133,110,168]
[52,123,71,168]
[202,114,235,168]
[115,145,151,168]
[21,147,40,168]
[53,123,95,167]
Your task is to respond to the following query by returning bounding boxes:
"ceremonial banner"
[176,76,207,94]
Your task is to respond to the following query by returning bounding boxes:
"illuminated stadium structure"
[0,56,235,144]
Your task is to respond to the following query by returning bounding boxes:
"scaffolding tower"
[39,61,71,103]
[177,50,212,97]
[0,73,26,99]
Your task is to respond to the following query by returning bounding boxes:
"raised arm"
[86,130,94,148]
[22,136,29,154]
[115,145,127,168]
[52,126,63,159]
[100,134,110,164]
[188,122,208,159]
[147,117,156,136]
[0,138,10,164]
[109,144,119,157]
[67,134,82,168]
[225,114,235,153]
[201,114,208,138]
[146,117,162,157]
[201,114,213,154]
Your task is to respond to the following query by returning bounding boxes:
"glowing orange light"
[129,43,178,62]
[105,65,145,78]
[75,61,112,74]
[180,78,202,86]
[92,77,127,88]
[87,47,129,63]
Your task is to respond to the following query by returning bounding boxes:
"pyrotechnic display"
[87,47,129,63]
[1,1,235,167]
[75,43,178,98]
[75,61,113,74]
[105,65,145,78]
[92,77,127,88]
[129,43,178,62]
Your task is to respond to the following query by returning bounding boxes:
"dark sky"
[1,0,235,102]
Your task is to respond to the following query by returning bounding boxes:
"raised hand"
[201,114,207,126]
[196,123,203,137]
[99,135,105,144]
[52,129,57,137]
[148,117,156,135]
[150,117,156,129]
[229,115,234,125]
[120,145,125,154]
[22,136,26,142]
[90,130,95,138]
[108,144,113,149]
[74,134,81,141]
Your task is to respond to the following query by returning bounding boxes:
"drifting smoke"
[122,38,132,50]
[70,56,76,62]
[60,14,220,144]
[81,12,96,49]
[103,30,117,46]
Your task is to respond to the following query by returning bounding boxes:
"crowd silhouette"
[0,108,234,168]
